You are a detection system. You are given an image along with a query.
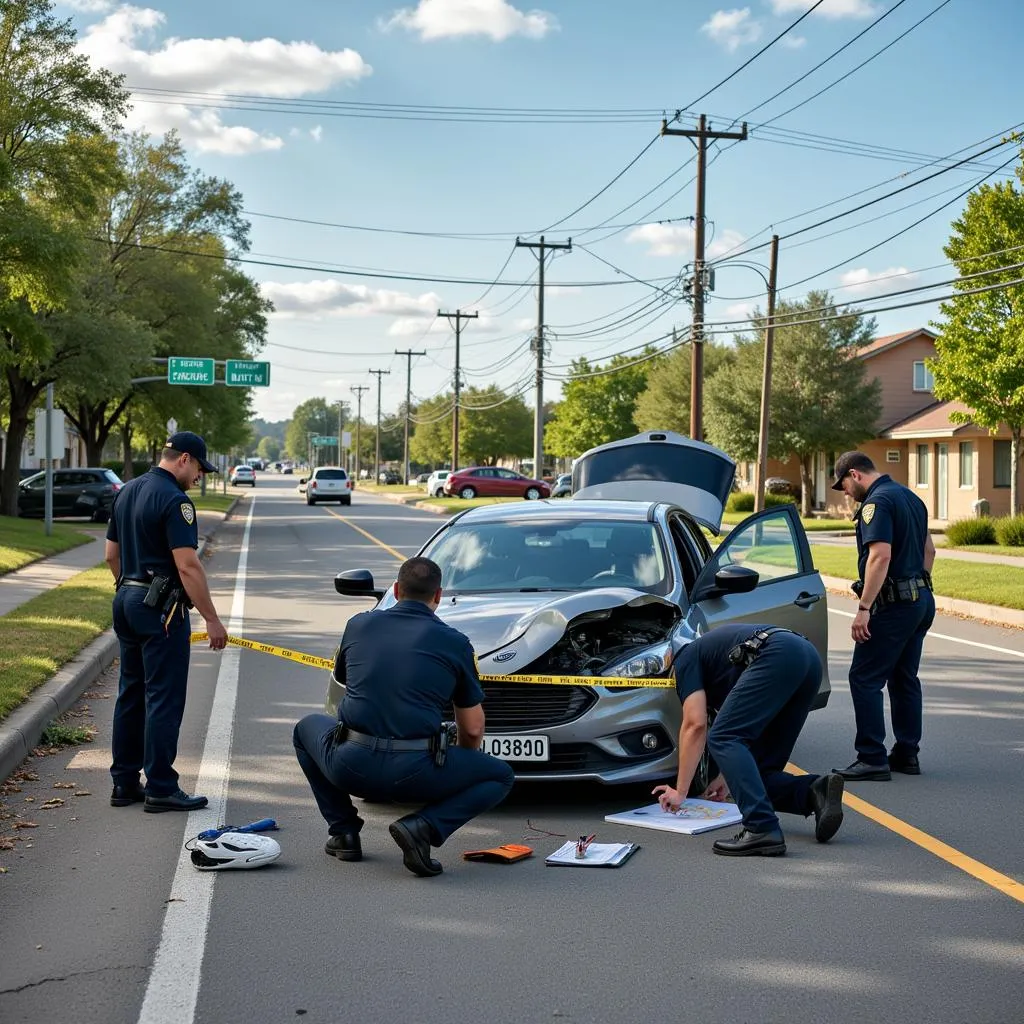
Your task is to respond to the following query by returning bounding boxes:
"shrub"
[765,477,798,496]
[945,517,996,546]
[728,492,755,512]
[994,514,1024,547]
[765,492,797,507]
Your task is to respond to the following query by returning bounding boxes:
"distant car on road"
[425,470,449,497]
[17,467,123,522]
[443,467,550,500]
[378,469,401,485]
[409,472,430,486]
[550,473,573,498]
[229,465,256,486]
[302,466,352,506]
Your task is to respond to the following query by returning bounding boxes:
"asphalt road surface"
[1,477,1021,1024]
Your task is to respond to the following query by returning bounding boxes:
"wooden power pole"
[438,308,477,470]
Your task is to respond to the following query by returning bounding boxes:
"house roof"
[856,327,937,360]
[882,400,977,438]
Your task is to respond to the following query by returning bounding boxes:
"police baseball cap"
[831,451,874,490]
[165,431,218,473]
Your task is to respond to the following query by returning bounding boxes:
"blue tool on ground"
[197,818,279,841]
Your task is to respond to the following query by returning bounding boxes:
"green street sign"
[168,356,215,386]
[225,359,271,387]
[312,436,337,446]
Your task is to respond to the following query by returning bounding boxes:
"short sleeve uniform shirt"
[855,474,928,580]
[674,624,777,712]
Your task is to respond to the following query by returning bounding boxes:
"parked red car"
[443,467,550,500]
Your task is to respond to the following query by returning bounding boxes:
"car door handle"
[793,592,821,608]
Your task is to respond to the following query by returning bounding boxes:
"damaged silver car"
[327,431,830,785]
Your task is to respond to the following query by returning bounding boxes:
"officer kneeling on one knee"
[293,556,514,877]
[653,625,845,857]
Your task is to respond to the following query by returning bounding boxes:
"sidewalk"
[0,505,238,783]
[809,532,1024,567]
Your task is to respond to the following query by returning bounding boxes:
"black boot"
[808,773,844,842]
[325,830,362,862]
[712,828,786,857]
[388,814,443,877]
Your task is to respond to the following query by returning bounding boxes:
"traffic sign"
[168,357,215,386]
[225,360,271,387]
[312,436,336,446]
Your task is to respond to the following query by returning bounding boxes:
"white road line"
[136,498,255,1024]
[828,606,1024,659]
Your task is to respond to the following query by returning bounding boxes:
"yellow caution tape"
[190,632,674,689]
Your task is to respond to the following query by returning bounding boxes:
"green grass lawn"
[945,543,1024,557]
[356,483,423,495]
[416,496,528,513]
[0,564,113,721]
[191,492,238,513]
[0,516,95,575]
[720,511,856,532]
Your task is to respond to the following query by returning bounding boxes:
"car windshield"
[315,469,347,480]
[422,519,670,595]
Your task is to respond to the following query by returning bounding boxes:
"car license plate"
[481,734,549,761]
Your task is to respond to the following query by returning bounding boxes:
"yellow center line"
[788,763,1024,905]
[321,506,407,561]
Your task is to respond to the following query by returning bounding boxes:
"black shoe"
[808,773,845,843]
[110,783,146,807]
[388,815,443,877]
[325,830,362,862]
[712,828,786,857]
[889,752,921,775]
[833,760,891,782]
[143,789,209,813]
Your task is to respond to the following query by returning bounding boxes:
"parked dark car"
[378,469,401,485]
[443,467,550,500]
[17,467,123,522]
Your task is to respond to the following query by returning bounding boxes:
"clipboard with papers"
[604,799,743,836]
[545,840,640,867]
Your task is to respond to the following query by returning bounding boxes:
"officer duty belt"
[341,728,433,752]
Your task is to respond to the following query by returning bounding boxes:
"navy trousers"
[110,586,192,796]
[293,714,515,845]
[706,635,822,833]
[848,592,935,765]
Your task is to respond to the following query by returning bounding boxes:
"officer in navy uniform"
[830,451,936,781]
[293,556,514,877]
[104,431,227,812]
[653,625,845,857]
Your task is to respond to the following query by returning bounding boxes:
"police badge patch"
[181,502,195,525]
[861,503,876,525]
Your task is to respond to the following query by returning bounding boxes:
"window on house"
[913,361,934,392]
[959,441,974,488]
[994,440,1012,488]
[916,444,929,487]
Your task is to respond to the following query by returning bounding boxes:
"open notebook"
[545,841,639,867]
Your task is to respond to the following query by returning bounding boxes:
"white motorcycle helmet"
[187,831,281,871]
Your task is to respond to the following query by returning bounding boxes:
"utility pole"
[754,235,780,513]
[437,309,478,471]
[334,400,346,470]
[350,385,369,480]
[368,369,390,484]
[395,347,426,485]
[514,235,571,478]
[661,114,747,441]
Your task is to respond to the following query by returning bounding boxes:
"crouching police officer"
[831,451,936,781]
[293,557,514,877]
[653,625,844,857]
[104,431,227,812]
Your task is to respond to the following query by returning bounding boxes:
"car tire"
[341,497,351,506]
[524,487,541,500]
[459,486,477,500]
[433,488,444,497]
[306,497,316,505]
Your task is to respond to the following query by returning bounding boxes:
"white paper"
[604,799,743,836]
[545,841,637,867]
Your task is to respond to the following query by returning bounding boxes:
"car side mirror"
[334,569,386,601]
[714,564,760,593]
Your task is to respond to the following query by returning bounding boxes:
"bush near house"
[995,515,1024,547]
[726,492,798,513]
[945,517,997,546]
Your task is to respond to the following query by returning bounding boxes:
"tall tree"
[409,392,454,466]
[285,398,336,466]
[634,341,733,435]
[705,291,882,515]
[930,175,1024,513]
[460,385,532,465]
[544,349,658,458]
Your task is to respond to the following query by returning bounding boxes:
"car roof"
[313,465,346,473]
[448,498,659,526]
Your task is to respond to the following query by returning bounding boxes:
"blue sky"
[61,0,1024,423]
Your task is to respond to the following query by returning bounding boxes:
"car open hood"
[435,588,678,668]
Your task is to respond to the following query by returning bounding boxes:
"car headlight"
[600,641,673,679]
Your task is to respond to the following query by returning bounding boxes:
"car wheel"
[524,487,541,500]
[306,497,316,505]
[90,509,110,523]
[433,488,444,497]
[458,486,477,500]
[340,497,351,506]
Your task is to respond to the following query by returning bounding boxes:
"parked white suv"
[303,467,352,506]
[424,470,450,497]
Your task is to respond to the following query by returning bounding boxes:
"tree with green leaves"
[930,174,1024,513]
[634,341,733,435]
[460,385,532,465]
[409,393,454,466]
[705,291,882,515]
[286,398,338,466]
[544,348,658,458]
[257,436,281,463]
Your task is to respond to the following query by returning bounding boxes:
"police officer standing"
[104,431,227,812]
[653,625,845,857]
[293,557,514,877]
[831,451,936,781]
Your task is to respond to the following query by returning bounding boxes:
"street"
[1,477,1021,1024]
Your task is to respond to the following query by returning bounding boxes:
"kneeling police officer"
[293,557,514,877]
[653,625,844,857]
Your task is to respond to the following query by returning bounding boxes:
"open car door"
[684,503,830,704]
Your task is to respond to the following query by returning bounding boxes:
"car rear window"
[103,470,123,484]
[315,469,348,480]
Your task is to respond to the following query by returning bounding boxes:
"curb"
[819,573,1024,631]
[0,511,234,785]
[353,486,434,508]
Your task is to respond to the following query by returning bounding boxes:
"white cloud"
[626,223,746,260]
[384,0,557,41]
[781,34,807,48]
[838,266,920,299]
[261,280,443,320]
[769,0,879,19]
[388,316,451,337]
[78,7,371,154]
[310,125,323,143]
[701,8,761,51]
[546,285,581,296]
[63,0,115,11]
